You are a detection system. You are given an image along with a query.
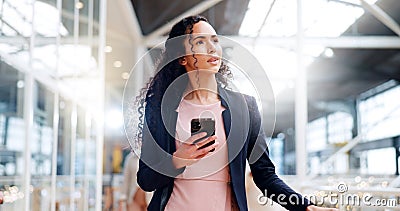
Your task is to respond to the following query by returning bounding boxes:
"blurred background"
[0,0,399,210]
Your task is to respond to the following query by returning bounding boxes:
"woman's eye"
[213,38,219,43]
[196,40,204,45]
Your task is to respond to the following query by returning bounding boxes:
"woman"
[134,15,336,211]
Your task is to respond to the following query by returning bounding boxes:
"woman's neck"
[184,71,219,104]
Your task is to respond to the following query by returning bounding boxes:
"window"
[359,84,400,141]
[307,117,327,152]
[360,148,396,175]
[327,112,353,144]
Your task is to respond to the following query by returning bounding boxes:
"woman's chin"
[208,66,221,73]
[195,67,220,74]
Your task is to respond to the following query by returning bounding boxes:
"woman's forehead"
[191,21,217,35]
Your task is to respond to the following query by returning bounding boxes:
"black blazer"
[137,86,311,211]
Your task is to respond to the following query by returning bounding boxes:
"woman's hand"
[172,132,219,169]
[306,205,339,211]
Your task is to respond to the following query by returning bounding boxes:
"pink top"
[165,99,236,211]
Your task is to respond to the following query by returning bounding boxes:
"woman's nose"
[208,41,216,54]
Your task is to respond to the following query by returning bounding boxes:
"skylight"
[0,0,96,77]
[32,44,97,76]
[238,0,379,97]
[0,0,68,37]
[239,0,378,37]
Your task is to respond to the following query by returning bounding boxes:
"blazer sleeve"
[245,95,312,211]
[137,108,185,192]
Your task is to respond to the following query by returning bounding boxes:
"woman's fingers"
[185,132,207,144]
[172,133,219,168]
[194,135,217,147]
[194,140,219,157]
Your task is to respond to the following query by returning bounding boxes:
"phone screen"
[191,118,216,151]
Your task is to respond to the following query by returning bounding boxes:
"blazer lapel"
[220,89,231,136]
[162,89,183,153]
[218,87,250,162]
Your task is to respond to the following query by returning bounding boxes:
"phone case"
[191,118,216,151]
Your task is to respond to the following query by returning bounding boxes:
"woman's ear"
[179,57,187,66]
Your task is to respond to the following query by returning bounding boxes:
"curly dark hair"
[132,15,233,150]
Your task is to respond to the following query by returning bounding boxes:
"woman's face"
[181,21,222,73]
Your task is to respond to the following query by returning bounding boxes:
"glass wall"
[360,148,397,175]
[0,0,104,210]
[307,117,327,152]
[0,68,101,211]
[56,97,73,210]
[31,82,54,210]
[306,111,353,151]
[359,83,400,142]
[327,112,353,144]
[306,111,353,175]
[307,81,400,176]
[0,59,25,210]
[355,81,400,175]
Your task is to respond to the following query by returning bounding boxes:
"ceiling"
[131,0,249,35]
[105,0,400,139]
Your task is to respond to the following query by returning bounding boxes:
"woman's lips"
[207,57,220,64]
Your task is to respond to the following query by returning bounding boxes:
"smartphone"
[191,118,216,152]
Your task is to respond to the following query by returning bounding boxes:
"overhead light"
[121,72,130,80]
[277,132,286,139]
[75,2,84,9]
[17,80,24,88]
[113,61,122,68]
[323,48,334,58]
[105,46,112,53]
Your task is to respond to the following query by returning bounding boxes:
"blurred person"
[133,15,337,211]
[119,153,147,211]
